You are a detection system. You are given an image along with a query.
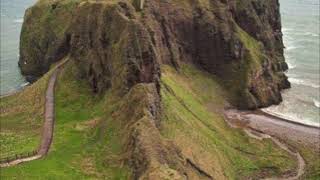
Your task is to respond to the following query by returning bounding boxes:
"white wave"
[310,33,319,37]
[20,82,30,87]
[14,18,24,23]
[285,45,298,51]
[282,28,293,32]
[288,78,320,88]
[296,32,319,37]
[313,99,320,108]
[287,62,296,69]
[262,108,320,127]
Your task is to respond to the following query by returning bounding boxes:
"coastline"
[224,107,320,178]
[1,82,30,98]
[0,86,25,98]
[224,108,320,149]
[258,109,320,129]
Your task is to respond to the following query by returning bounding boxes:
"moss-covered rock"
[19,0,78,81]
[19,0,289,109]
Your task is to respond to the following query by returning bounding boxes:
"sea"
[0,0,36,95]
[0,0,319,126]
[264,0,320,127]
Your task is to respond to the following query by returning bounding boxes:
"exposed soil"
[224,109,320,179]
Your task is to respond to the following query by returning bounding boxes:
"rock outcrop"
[19,0,290,178]
[19,0,290,109]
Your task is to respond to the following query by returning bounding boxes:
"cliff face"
[19,0,290,178]
[143,0,290,109]
[19,0,289,109]
[19,0,76,82]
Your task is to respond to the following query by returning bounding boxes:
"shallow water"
[0,0,36,95]
[264,0,320,127]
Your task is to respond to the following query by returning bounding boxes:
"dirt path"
[0,65,63,168]
[244,129,305,180]
[37,68,59,156]
[223,109,319,180]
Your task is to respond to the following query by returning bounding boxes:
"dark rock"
[19,0,290,108]
[18,0,293,178]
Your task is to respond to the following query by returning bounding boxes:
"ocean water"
[0,0,36,95]
[264,0,320,127]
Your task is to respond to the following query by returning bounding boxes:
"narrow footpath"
[224,109,320,180]
[0,65,62,168]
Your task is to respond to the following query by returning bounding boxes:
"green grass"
[161,64,296,179]
[0,61,317,179]
[0,64,58,159]
[0,60,130,179]
[216,25,267,109]
[285,139,320,180]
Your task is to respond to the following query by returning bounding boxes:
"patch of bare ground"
[224,109,320,179]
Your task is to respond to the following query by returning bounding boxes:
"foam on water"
[286,45,298,51]
[288,78,320,89]
[265,0,320,127]
[262,108,320,127]
[20,82,30,87]
[287,62,297,69]
[13,18,23,23]
[313,99,320,108]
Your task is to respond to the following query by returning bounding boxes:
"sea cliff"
[16,0,296,178]
[19,0,290,109]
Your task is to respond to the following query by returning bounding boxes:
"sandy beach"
[224,109,320,150]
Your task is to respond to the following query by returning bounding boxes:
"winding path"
[0,65,62,168]
[244,129,305,180]
[223,109,317,180]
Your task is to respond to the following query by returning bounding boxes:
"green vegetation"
[1,60,130,179]
[1,60,318,179]
[161,64,296,179]
[286,140,320,179]
[0,65,57,158]
[219,25,266,109]
[20,0,79,75]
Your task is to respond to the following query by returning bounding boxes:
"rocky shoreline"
[224,109,320,149]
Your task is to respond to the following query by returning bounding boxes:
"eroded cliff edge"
[19,0,290,109]
[18,0,291,178]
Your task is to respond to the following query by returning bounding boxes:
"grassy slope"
[161,64,296,179]
[0,61,317,179]
[1,61,130,179]
[0,64,59,159]
[287,140,320,179]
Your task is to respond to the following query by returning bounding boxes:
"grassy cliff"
[4,0,317,179]
[1,60,130,179]
[160,64,296,179]
[0,62,297,179]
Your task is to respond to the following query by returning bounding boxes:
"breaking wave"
[13,18,23,23]
[287,62,297,69]
[313,99,320,108]
[288,78,320,88]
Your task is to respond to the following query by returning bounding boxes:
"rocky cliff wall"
[19,0,290,109]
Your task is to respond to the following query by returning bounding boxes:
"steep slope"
[14,0,298,179]
[19,0,290,109]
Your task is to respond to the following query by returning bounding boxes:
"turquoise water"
[264,0,320,127]
[0,0,319,126]
[0,0,36,95]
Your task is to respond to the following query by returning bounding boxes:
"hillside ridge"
[13,0,298,179]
